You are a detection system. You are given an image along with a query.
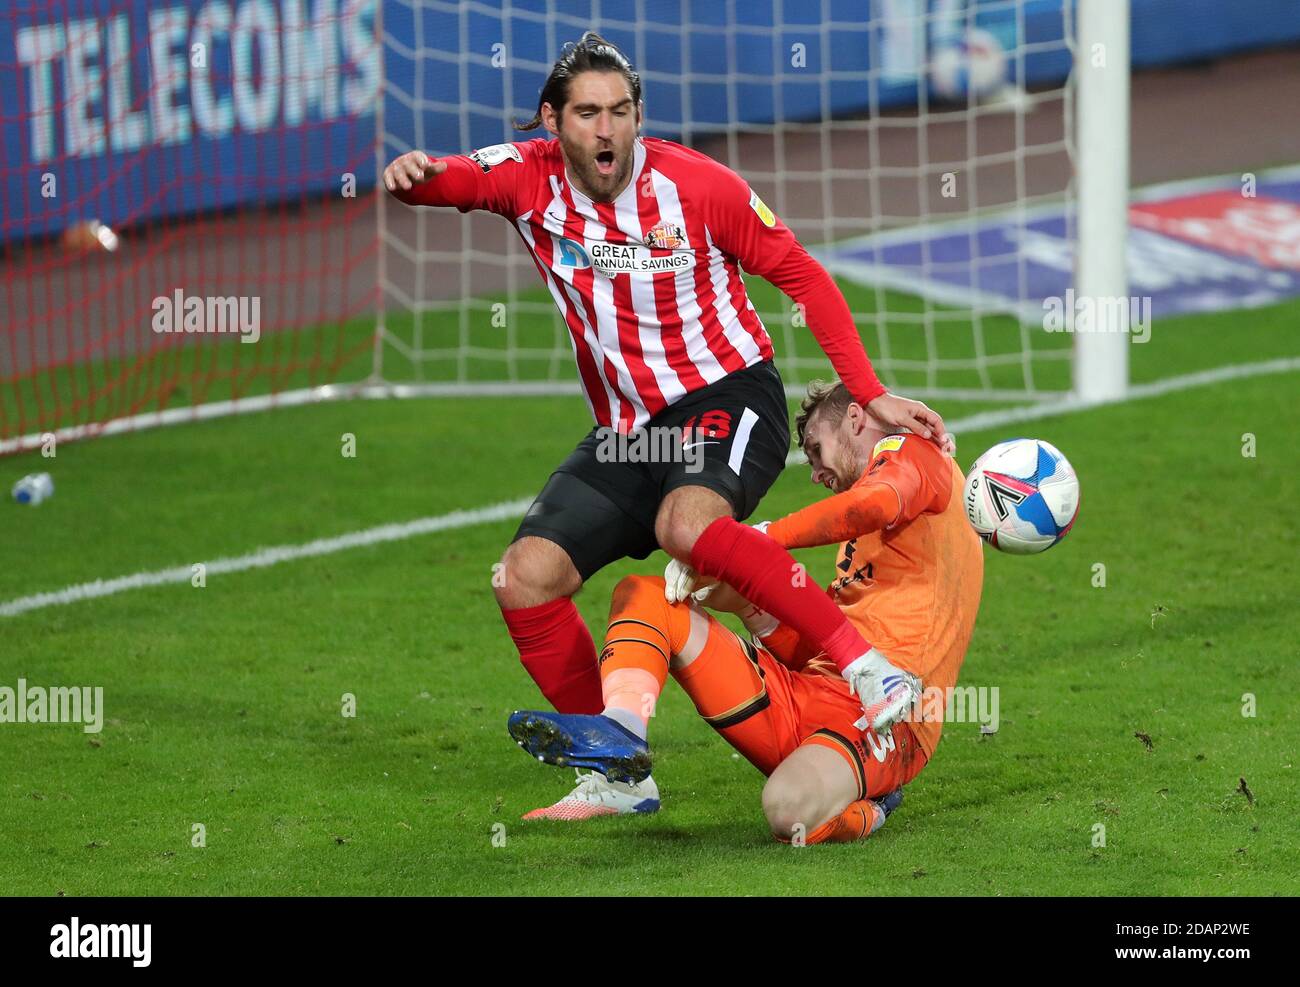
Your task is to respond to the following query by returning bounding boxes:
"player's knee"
[653,490,728,561]
[652,510,692,561]
[609,574,665,614]
[761,778,819,841]
[494,537,580,608]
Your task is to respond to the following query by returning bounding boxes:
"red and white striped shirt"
[398,136,883,430]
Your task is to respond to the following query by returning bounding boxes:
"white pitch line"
[944,355,1300,435]
[3,356,1297,619]
[0,497,533,618]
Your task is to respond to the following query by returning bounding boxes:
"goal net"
[1,0,1125,454]
[376,0,1107,406]
[0,0,381,454]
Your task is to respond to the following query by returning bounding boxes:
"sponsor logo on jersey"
[468,143,523,172]
[554,237,591,269]
[644,221,687,250]
[588,241,693,276]
[749,189,776,228]
[872,435,906,457]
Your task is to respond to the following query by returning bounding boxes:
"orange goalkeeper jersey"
[765,433,984,758]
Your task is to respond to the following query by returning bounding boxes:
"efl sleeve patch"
[748,189,776,228]
[469,143,524,172]
[703,162,796,280]
[872,435,906,457]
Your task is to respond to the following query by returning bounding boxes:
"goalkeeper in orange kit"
[509,380,984,841]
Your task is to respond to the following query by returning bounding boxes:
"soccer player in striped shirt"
[385,33,952,813]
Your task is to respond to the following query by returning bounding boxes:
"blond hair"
[794,379,855,450]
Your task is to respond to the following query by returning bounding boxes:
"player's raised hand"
[383,151,445,193]
[866,392,950,450]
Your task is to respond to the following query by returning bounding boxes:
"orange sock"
[800,800,885,844]
[598,577,682,732]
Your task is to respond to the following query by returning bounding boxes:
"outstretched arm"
[383,146,525,215]
[762,242,885,409]
[763,242,950,447]
[767,436,953,550]
[764,480,903,550]
[384,150,447,194]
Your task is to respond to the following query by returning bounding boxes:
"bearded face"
[803,415,867,494]
[546,71,641,202]
[802,403,895,493]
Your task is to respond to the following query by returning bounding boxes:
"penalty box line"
[2,356,1297,619]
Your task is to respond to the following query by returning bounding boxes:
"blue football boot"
[874,786,904,819]
[508,710,652,785]
[862,786,905,836]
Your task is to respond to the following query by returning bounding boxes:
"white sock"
[603,705,648,741]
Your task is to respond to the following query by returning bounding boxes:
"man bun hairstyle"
[516,32,642,131]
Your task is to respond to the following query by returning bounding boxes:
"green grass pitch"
[0,292,1297,896]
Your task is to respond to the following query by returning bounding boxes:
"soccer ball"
[929,28,1008,101]
[963,439,1079,554]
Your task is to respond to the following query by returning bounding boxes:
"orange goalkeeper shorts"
[670,614,927,800]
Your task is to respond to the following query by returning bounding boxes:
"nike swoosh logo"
[681,441,720,451]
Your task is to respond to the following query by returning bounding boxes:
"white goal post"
[1072,0,1131,402]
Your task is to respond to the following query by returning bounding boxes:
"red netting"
[0,0,380,453]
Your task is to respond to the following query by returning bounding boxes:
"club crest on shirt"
[643,221,687,250]
[469,143,523,172]
[749,189,776,227]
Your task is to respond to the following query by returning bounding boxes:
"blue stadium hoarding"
[0,0,378,242]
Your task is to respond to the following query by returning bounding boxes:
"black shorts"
[513,360,791,581]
